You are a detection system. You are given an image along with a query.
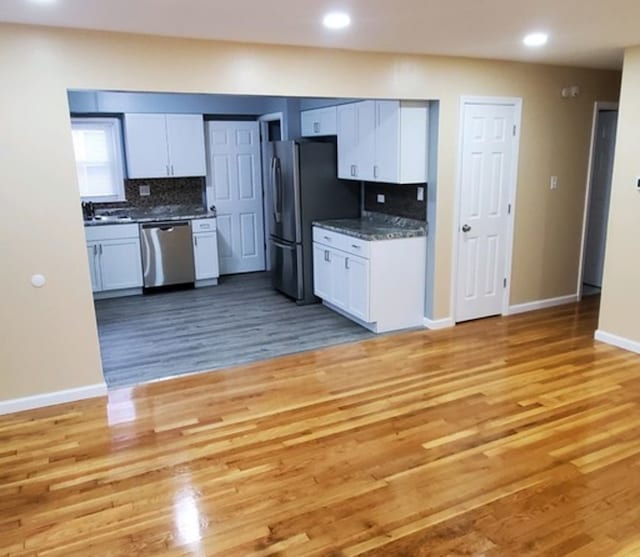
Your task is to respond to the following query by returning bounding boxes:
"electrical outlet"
[139,184,150,197]
[417,186,425,201]
[550,176,558,190]
[376,194,385,203]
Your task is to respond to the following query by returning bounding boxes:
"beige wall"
[598,45,640,342]
[0,23,620,402]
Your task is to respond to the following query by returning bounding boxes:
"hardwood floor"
[3,297,640,556]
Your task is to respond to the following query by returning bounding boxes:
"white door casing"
[206,121,265,275]
[455,98,521,323]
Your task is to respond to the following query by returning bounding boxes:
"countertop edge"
[84,213,217,227]
[313,221,426,241]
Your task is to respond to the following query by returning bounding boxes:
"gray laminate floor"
[95,272,375,388]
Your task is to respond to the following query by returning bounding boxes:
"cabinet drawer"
[85,223,139,242]
[192,218,217,233]
[313,226,371,258]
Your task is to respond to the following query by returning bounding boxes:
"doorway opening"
[578,102,619,299]
[70,90,436,389]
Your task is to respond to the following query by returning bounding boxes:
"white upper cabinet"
[300,106,337,137]
[124,114,168,179]
[166,114,207,177]
[124,113,206,179]
[337,100,428,184]
[336,103,358,180]
[337,101,375,181]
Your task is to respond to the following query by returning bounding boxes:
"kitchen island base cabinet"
[313,227,425,333]
[85,224,143,299]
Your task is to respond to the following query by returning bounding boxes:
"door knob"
[462,224,471,233]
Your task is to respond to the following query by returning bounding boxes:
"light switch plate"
[550,176,558,190]
[139,184,151,197]
[377,194,385,203]
[417,186,425,201]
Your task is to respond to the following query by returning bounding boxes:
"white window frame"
[71,117,126,203]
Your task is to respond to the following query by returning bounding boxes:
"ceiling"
[0,0,638,70]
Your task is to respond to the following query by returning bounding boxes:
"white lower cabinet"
[86,242,101,291]
[85,224,143,295]
[312,243,332,300]
[192,218,219,284]
[313,226,425,333]
[345,255,370,321]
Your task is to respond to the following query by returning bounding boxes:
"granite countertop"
[84,205,216,226]
[314,213,427,241]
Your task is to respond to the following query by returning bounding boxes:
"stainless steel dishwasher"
[140,221,195,287]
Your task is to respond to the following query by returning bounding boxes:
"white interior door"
[583,110,618,288]
[456,101,517,322]
[206,121,265,275]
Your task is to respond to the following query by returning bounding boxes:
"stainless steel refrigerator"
[269,140,360,304]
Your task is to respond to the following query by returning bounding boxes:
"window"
[71,117,125,202]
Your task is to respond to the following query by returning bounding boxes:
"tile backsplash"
[363,182,427,221]
[96,177,206,210]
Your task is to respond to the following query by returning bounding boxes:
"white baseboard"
[423,316,455,330]
[507,293,578,315]
[595,330,640,354]
[0,383,108,416]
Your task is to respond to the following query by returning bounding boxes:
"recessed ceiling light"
[323,12,351,30]
[523,32,549,47]
[29,0,57,3]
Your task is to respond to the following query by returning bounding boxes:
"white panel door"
[206,121,265,275]
[123,114,169,178]
[456,103,516,322]
[166,114,206,177]
[99,239,143,291]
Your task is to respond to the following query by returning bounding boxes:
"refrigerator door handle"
[271,157,282,224]
[271,239,295,250]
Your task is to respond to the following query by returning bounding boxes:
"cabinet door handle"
[99,244,103,255]
[351,244,360,250]
[166,164,170,176]
[345,257,350,270]
[324,250,330,262]
[93,244,97,256]
[313,122,320,133]
[171,164,174,176]
[373,165,379,179]
[194,236,198,247]
[324,235,331,242]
